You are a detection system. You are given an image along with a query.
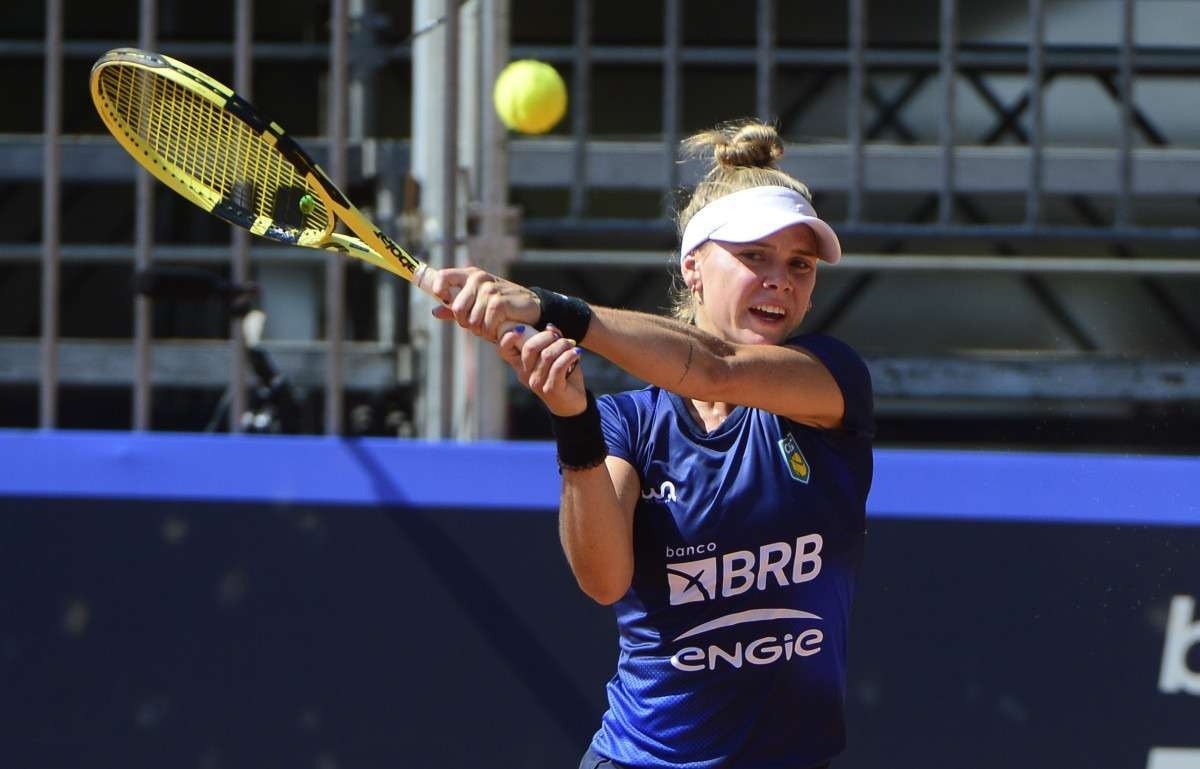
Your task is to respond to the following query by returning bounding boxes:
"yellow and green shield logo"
[777,433,811,484]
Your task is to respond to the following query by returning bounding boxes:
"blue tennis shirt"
[589,333,875,769]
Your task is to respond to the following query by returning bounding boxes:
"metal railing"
[514,0,1200,246]
[10,0,1200,437]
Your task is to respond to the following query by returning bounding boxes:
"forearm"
[559,464,635,605]
[583,306,735,400]
[430,269,733,399]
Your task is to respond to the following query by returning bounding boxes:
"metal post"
[454,0,478,439]
[411,0,450,439]
[325,0,348,435]
[480,0,510,263]
[1026,0,1045,227]
[938,0,956,225]
[847,0,866,223]
[1116,0,1135,226]
[663,0,682,209]
[348,0,376,142]
[569,0,591,218]
[133,0,158,430]
[458,0,511,436]
[470,0,513,439]
[756,0,775,121]
[39,0,63,429]
[439,0,460,439]
[230,0,253,432]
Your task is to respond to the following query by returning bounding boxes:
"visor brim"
[708,214,842,265]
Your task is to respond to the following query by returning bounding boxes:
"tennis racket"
[90,47,437,295]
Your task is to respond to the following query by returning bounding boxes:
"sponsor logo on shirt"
[666,557,717,604]
[670,621,825,672]
[666,535,823,606]
[664,535,825,671]
[777,433,811,484]
[641,480,678,503]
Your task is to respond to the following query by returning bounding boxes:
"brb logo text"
[665,535,825,672]
[666,534,823,605]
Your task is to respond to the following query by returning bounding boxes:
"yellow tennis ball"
[493,60,567,135]
[299,194,316,215]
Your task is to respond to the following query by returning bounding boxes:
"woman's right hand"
[428,266,542,343]
[498,324,586,417]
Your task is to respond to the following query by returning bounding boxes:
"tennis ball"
[493,60,567,135]
[299,194,316,216]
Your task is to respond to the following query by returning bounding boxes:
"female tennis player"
[431,120,874,769]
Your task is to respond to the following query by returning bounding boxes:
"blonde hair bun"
[685,121,784,170]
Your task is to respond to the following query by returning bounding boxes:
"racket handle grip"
[413,263,439,300]
[497,320,523,341]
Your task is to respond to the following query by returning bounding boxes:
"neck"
[686,397,736,432]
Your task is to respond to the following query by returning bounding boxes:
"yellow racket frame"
[90,47,427,285]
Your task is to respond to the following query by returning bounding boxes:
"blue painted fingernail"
[514,325,525,333]
[574,347,582,355]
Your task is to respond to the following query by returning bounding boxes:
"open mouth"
[748,304,787,323]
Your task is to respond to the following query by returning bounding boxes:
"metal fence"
[9,0,1200,439]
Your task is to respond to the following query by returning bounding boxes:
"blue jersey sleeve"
[789,333,875,438]
[596,390,642,466]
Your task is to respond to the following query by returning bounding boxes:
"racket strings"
[96,64,331,235]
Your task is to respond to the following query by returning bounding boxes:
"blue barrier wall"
[1,431,1197,769]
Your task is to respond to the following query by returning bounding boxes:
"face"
[684,222,820,345]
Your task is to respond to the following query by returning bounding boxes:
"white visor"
[679,185,842,265]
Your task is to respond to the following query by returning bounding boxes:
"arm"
[430,267,845,429]
[586,307,845,430]
[559,455,640,605]
[493,325,638,605]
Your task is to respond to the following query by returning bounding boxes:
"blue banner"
[1,430,1196,769]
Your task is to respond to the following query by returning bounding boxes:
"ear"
[681,250,703,292]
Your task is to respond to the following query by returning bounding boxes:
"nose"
[762,266,792,292]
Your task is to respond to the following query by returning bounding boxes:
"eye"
[738,249,765,262]
[790,258,814,272]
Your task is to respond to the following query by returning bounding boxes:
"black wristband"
[530,287,592,342]
[550,390,608,471]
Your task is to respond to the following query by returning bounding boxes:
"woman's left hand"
[429,266,541,342]
[498,324,586,417]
